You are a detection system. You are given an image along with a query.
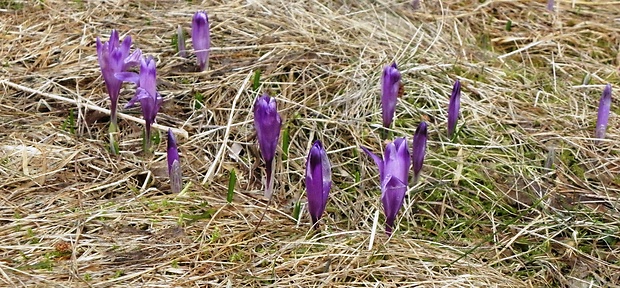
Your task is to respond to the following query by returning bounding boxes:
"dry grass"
[1,0,620,287]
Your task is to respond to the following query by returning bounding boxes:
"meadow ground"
[1,0,620,287]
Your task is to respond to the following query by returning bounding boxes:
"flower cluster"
[94,13,614,239]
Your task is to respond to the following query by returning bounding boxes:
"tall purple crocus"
[116,56,163,151]
[96,30,141,152]
[192,11,210,71]
[412,121,428,184]
[447,79,461,138]
[254,94,282,199]
[167,129,182,193]
[361,138,411,236]
[595,84,612,139]
[381,63,402,128]
[305,140,331,227]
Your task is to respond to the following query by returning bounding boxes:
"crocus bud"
[116,56,163,150]
[167,129,182,193]
[305,140,331,227]
[412,121,428,184]
[546,0,554,11]
[595,84,612,139]
[254,94,282,198]
[361,137,411,235]
[177,25,187,58]
[96,30,141,128]
[192,11,210,71]
[381,63,402,128]
[447,79,461,138]
[411,0,420,10]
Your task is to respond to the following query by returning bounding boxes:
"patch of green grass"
[0,0,23,9]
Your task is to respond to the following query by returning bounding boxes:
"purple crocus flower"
[96,30,142,131]
[595,84,612,139]
[447,79,461,138]
[192,11,210,71]
[254,94,282,198]
[412,121,428,184]
[167,129,182,193]
[305,140,331,227]
[177,25,187,58]
[116,56,163,151]
[381,63,402,128]
[411,0,420,10]
[546,0,554,11]
[361,137,411,236]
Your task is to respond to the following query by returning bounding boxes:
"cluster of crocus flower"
[95,9,211,191]
[361,122,427,235]
[96,30,142,153]
[253,94,282,199]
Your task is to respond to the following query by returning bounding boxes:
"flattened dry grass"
[1,0,620,287]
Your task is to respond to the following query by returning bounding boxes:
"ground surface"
[1,0,620,287]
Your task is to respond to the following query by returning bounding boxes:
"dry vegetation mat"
[1,0,620,287]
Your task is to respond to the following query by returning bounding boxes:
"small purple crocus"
[447,79,461,138]
[116,56,163,151]
[381,63,402,128]
[412,121,428,184]
[411,0,420,10]
[167,129,182,193]
[192,11,211,71]
[361,137,411,236]
[177,25,187,58]
[546,0,554,11]
[96,30,142,132]
[305,140,331,227]
[595,84,612,139]
[254,94,282,199]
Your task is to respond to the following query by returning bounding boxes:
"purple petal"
[123,48,142,69]
[139,56,158,98]
[412,121,428,183]
[383,137,410,189]
[109,30,119,48]
[447,79,461,137]
[119,34,132,58]
[305,140,331,225]
[361,146,384,182]
[253,94,282,163]
[595,84,612,139]
[167,129,182,193]
[382,174,407,236]
[381,63,401,128]
[115,72,140,85]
